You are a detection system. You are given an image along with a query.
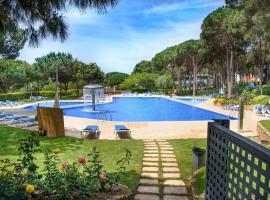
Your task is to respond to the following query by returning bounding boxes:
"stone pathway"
[134,140,191,200]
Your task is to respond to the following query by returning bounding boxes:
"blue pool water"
[24,97,234,122]
[23,101,83,110]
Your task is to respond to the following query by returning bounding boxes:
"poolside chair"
[81,125,99,139]
[114,125,131,139]
[2,115,28,125]
[15,118,38,128]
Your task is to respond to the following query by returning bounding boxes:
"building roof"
[83,84,104,89]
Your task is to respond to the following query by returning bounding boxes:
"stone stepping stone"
[162,162,178,167]
[144,142,157,145]
[137,186,159,194]
[144,145,158,147]
[160,150,174,154]
[143,139,155,142]
[163,179,185,186]
[161,154,175,158]
[144,154,159,158]
[158,142,170,145]
[161,157,177,162]
[134,194,160,200]
[163,167,180,172]
[159,145,172,148]
[142,167,159,172]
[163,173,181,179]
[163,186,188,195]
[139,178,159,185]
[141,172,159,178]
[145,150,159,153]
[143,157,159,162]
[155,139,167,142]
[143,162,159,167]
[160,147,173,150]
[145,147,158,150]
[163,195,189,200]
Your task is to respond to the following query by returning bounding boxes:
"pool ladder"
[97,111,112,121]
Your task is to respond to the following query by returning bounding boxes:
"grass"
[0,126,143,191]
[169,139,207,181]
[193,167,206,195]
[259,120,270,134]
[0,126,209,192]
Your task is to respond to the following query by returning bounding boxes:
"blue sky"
[18,0,224,73]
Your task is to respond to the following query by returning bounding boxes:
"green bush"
[214,97,249,106]
[0,89,81,100]
[252,95,270,105]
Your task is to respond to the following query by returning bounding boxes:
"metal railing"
[205,122,270,200]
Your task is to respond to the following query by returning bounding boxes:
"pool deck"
[64,97,264,139]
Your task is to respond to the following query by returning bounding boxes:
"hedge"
[0,89,81,100]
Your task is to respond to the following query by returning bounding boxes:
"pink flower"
[99,172,106,181]
[61,162,68,171]
[78,157,86,165]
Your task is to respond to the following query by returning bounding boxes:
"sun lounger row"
[121,92,138,96]
[121,92,163,96]
[81,125,131,139]
[0,112,38,127]
[222,104,239,111]
[253,105,270,118]
[30,96,48,101]
[0,100,22,107]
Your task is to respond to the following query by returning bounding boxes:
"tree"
[0,0,118,50]
[0,26,26,59]
[242,0,270,93]
[180,40,206,98]
[34,52,75,95]
[105,72,129,88]
[133,61,153,74]
[201,7,245,97]
[155,74,173,94]
[75,62,105,85]
[120,73,159,90]
[0,59,29,92]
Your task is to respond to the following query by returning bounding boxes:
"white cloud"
[144,0,223,15]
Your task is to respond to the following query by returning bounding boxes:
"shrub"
[0,134,132,199]
[0,89,81,100]
[252,95,270,105]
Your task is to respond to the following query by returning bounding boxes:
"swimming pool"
[23,97,234,122]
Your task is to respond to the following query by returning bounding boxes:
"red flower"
[99,172,106,181]
[61,162,68,171]
[78,157,86,165]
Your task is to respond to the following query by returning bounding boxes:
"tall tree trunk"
[192,57,197,98]
[75,81,79,96]
[227,48,233,98]
[189,75,192,93]
[64,82,68,96]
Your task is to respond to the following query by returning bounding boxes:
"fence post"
[238,96,244,131]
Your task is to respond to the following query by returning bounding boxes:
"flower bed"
[0,134,132,199]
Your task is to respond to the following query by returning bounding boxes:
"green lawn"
[0,126,208,192]
[259,120,270,133]
[169,139,207,181]
[0,126,143,191]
